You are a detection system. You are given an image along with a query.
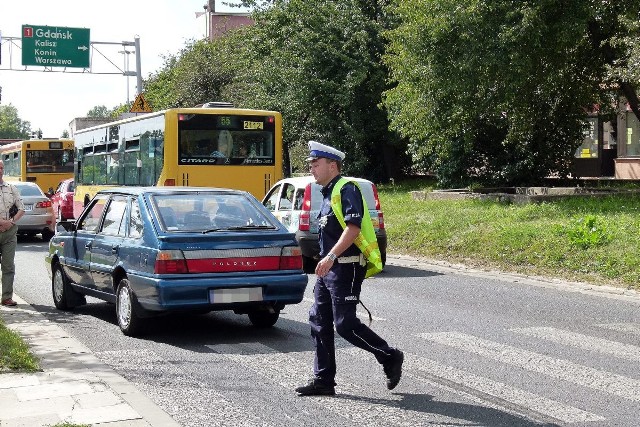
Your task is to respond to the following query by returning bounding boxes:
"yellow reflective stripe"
[330,178,383,278]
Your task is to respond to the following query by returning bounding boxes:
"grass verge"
[379,178,640,290]
[0,316,40,373]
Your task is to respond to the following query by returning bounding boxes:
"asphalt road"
[15,236,640,427]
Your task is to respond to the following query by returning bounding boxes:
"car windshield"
[152,192,276,232]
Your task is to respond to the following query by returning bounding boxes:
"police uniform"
[297,141,403,396]
[0,181,24,303]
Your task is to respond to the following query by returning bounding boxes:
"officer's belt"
[337,254,366,266]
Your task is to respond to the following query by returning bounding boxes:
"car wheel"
[248,308,280,328]
[381,250,386,268]
[42,229,54,241]
[52,263,76,311]
[302,256,317,273]
[116,278,145,336]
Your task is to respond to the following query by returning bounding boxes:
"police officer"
[0,160,25,307]
[295,141,403,396]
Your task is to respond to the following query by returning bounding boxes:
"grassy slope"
[379,178,640,289]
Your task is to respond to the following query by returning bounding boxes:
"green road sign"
[21,25,90,68]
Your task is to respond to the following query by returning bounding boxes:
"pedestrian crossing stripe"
[130,93,152,113]
[418,331,640,402]
[511,326,640,362]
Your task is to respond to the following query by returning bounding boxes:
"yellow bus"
[0,139,75,194]
[73,104,283,217]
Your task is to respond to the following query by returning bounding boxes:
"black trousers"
[309,261,395,384]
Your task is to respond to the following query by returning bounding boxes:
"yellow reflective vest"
[330,178,383,278]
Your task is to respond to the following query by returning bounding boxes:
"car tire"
[381,250,386,268]
[302,256,317,274]
[248,309,280,328]
[42,229,54,241]
[116,278,146,336]
[52,263,79,311]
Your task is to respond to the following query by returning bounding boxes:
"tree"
[144,36,243,110]
[243,0,409,180]
[383,0,640,187]
[86,105,111,118]
[0,104,31,139]
[61,130,70,138]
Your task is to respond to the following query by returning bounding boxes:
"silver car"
[262,175,387,272]
[13,181,55,241]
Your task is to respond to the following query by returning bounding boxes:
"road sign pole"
[135,36,142,95]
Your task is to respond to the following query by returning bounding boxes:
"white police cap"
[305,140,345,162]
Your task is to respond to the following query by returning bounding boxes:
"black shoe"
[383,350,404,390]
[295,377,336,396]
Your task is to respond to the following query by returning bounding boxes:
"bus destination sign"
[21,25,90,68]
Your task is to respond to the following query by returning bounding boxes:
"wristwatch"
[327,252,337,262]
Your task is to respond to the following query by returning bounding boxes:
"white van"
[263,175,387,272]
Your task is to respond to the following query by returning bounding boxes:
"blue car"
[45,187,308,336]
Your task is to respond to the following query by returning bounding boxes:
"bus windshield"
[178,113,275,166]
[26,149,74,173]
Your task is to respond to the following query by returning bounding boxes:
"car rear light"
[36,200,52,208]
[371,184,381,210]
[279,246,303,270]
[164,179,176,186]
[155,250,188,274]
[378,212,385,230]
[299,184,312,231]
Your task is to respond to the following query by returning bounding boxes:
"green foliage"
[86,105,111,118]
[144,34,246,110]
[383,0,640,188]
[0,318,40,372]
[242,0,409,181]
[566,214,611,249]
[0,104,31,139]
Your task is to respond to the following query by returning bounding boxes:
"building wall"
[210,14,253,39]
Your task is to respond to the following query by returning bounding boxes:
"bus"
[72,104,283,217]
[0,139,75,194]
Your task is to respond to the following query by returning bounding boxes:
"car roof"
[274,175,374,187]
[96,186,249,197]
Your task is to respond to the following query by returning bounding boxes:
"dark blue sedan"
[45,187,308,336]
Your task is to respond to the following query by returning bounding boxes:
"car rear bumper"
[17,213,55,232]
[130,272,309,312]
[296,231,320,259]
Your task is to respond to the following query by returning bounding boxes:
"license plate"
[23,204,33,212]
[210,287,263,303]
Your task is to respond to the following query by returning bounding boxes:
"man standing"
[0,160,25,307]
[295,141,403,396]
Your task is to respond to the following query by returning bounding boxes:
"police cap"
[305,140,345,162]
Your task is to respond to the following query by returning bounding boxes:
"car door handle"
[85,242,92,249]
[111,246,119,254]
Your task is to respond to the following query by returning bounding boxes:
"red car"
[51,178,75,221]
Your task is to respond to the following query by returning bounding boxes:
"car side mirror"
[56,221,76,233]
